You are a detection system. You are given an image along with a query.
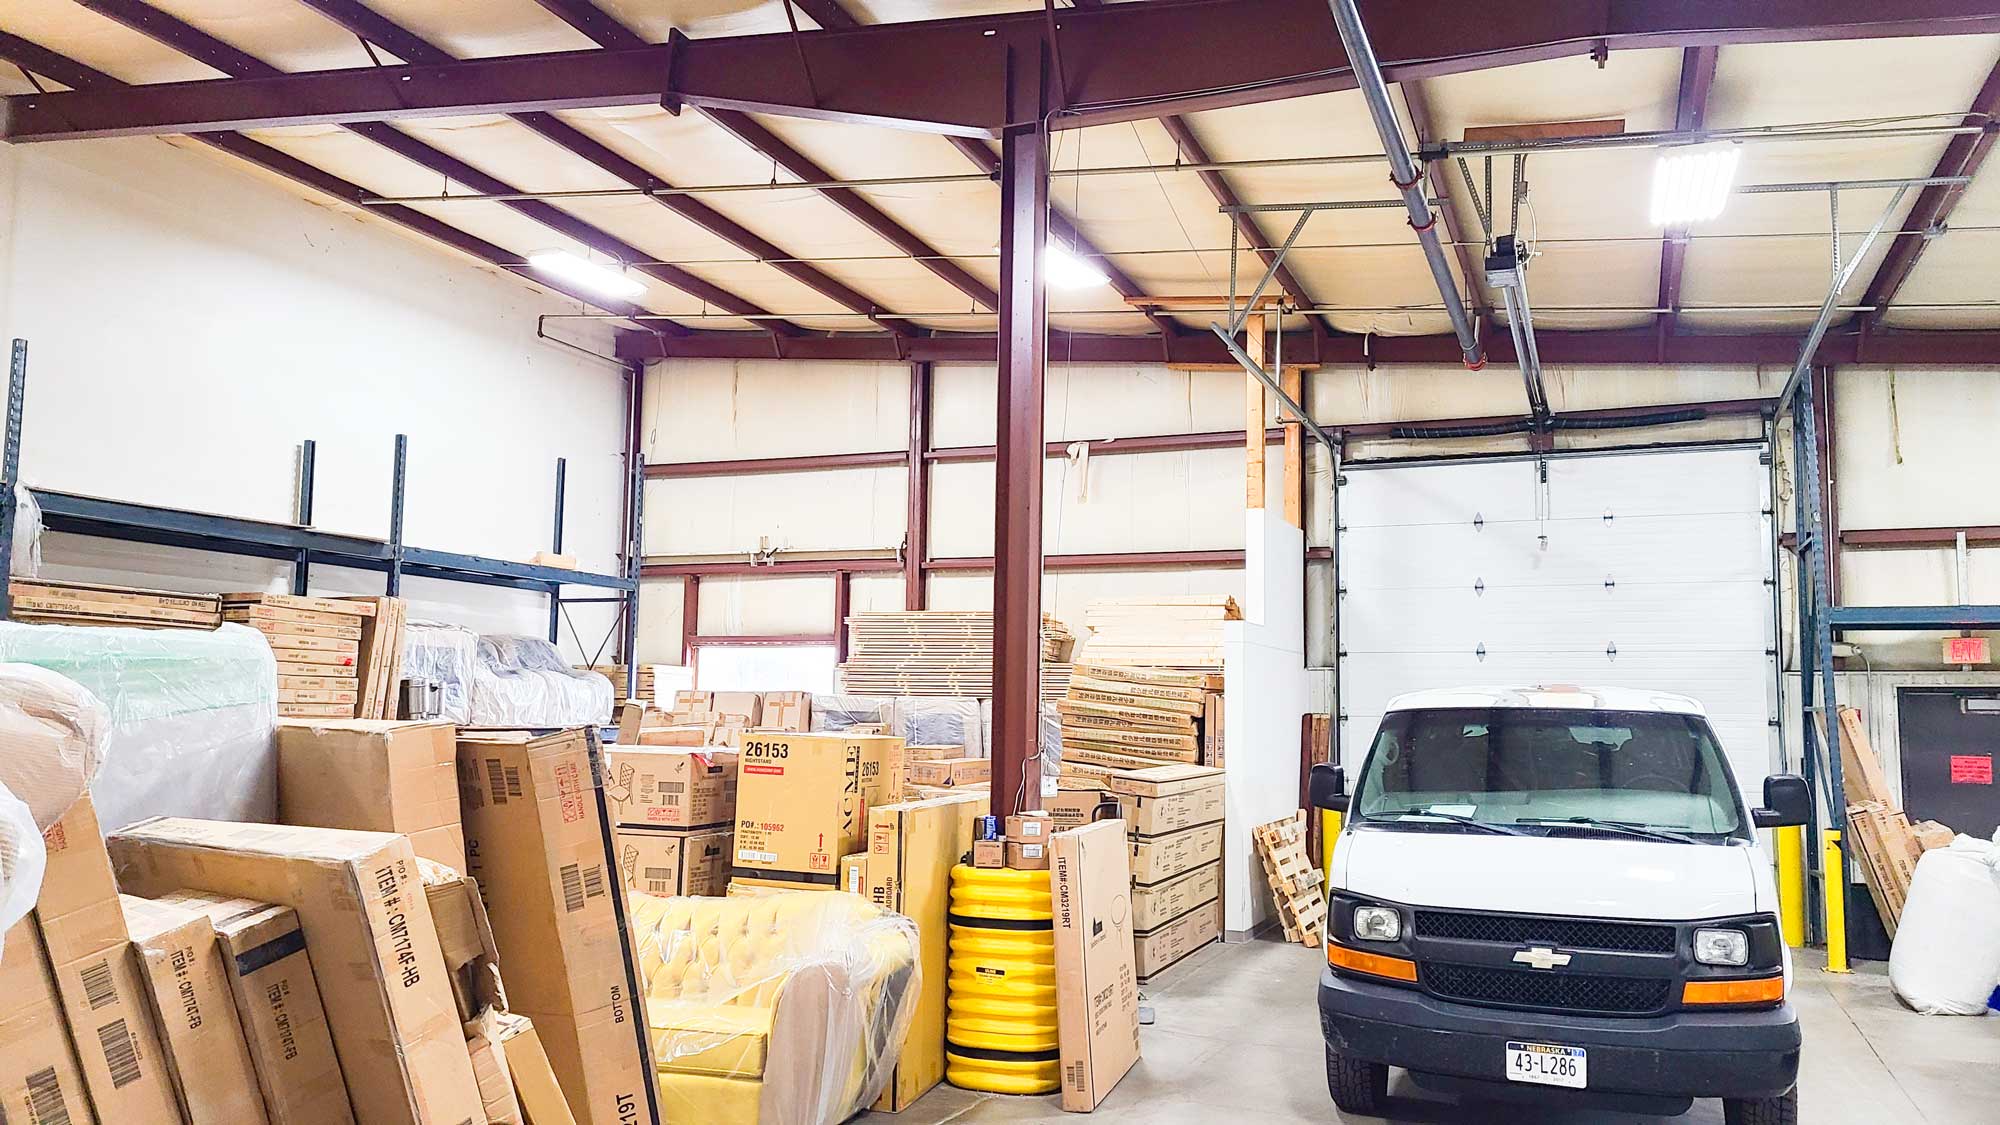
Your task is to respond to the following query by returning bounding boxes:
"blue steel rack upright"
[0,339,643,697]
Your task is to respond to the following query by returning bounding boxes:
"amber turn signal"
[1681,975,1785,1006]
[1326,942,1419,983]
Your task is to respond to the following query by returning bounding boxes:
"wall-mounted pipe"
[1325,0,1484,370]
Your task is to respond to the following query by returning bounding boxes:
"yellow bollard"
[1321,809,1343,886]
[1821,829,1850,974]
[1777,825,1806,948]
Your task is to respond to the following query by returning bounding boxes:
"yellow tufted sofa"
[628,890,923,1125]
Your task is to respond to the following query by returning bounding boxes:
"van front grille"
[1413,910,1676,955]
[1419,962,1673,1016]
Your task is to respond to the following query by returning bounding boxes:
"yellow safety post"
[1777,825,1806,948]
[1821,829,1850,974]
[1321,810,1343,885]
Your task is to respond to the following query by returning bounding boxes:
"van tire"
[1723,1089,1798,1125]
[1325,1047,1388,1115]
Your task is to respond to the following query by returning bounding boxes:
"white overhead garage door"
[1336,446,1779,790]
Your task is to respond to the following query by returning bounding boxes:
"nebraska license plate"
[1505,1041,1587,1089]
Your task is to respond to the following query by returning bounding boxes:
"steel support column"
[548,457,568,643]
[906,361,932,610]
[293,438,316,596]
[0,340,26,620]
[834,570,853,662]
[387,434,408,596]
[681,574,701,670]
[990,47,1050,819]
[1787,409,1824,945]
[622,362,646,698]
[1793,370,1849,954]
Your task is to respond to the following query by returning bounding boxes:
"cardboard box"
[905,757,989,788]
[1050,820,1140,1112]
[1135,896,1221,980]
[424,875,503,1022]
[672,690,711,712]
[726,875,832,895]
[159,893,353,1125]
[458,730,655,1125]
[614,826,731,898]
[1006,839,1050,870]
[971,838,1006,869]
[905,744,967,761]
[276,719,465,869]
[121,894,270,1125]
[1118,781,1225,837]
[1047,789,1116,831]
[1131,861,1222,931]
[908,782,988,802]
[839,851,869,894]
[1107,763,1225,800]
[710,692,762,724]
[1006,812,1052,840]
[760,691,811,732]
[862,793,986,1111]
[498,1016,579,1125]
[733,732,903,885]
[0,918,91,1125]
[1130,821,1224,885]
[466,1009,526,1125]
[109,820,481,1125]
[35,795,182,1123]
[1201,692,1224,767]
[604,747,736,829]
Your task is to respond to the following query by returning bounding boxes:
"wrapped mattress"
[470,634,614,728]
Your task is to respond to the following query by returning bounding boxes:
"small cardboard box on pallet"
[603,746,737,829]
[121,893,270,1125]
[614,826,732,898]
[109,819,482,1125]
[35,794,183,1124]
[276,719,465,869]
[1050,819,1140,1112]
[732,731,904,886]
[0,918,91,1125]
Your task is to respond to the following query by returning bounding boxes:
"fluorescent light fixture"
[528,250,646,300]
[1650,142,1740,227]
[1045,242,1110,289]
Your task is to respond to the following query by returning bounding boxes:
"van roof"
[1383,685,1709,716]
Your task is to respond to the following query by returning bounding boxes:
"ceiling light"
[1045,242,1110,289]
[1650,143,1740,227]
[528,250,646,300]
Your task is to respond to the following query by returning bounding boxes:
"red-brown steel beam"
[1656,46,1719,343]
[76,0,803,334]
[300,0,914,335]
[1856,54,2000,325]
[0,31,663,326]
[906,361,932,610]
[1839,526,2000,548]
[643,558,902,577]
[680,574,700,666]
[21,1,1994,142]
[929,550,1247,571]
[1400,79,1490,336]
[832,570,852,660]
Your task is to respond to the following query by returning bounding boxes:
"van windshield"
[1351,707,1748,841]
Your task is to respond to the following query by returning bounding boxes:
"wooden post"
[1282,364,1304,528]
[1245,316,1267,510]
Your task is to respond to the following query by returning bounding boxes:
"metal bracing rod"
[1228,210,1313,336]
[1207,322,1337,450]
[1776,184,1914,409]
[1218,198,1437,214]
[1435,122,1984,159]
[1325,0,1484,369]
[1741,175,1970,195]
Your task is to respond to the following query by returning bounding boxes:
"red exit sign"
[1943,636,1991,664]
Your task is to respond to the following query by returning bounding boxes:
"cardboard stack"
[1077,595,1239,667]
[275,719,465,869]
[119,893,273,1124]
[836,610,1075,697]
[1113,765,1226,980]
[604,743,737,898]
[222,593,374,718]
[904,743,991,789]
[729,731,903,893]
[1833,706,1957,936]
[9,578,223,630]
[341,595,407,720]
[1056,662,1224,778]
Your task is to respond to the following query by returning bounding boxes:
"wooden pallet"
[1253,811,1326,946]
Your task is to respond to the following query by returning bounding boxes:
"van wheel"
[1723,1089,1798,1125]
[1325,1047,1388,1115]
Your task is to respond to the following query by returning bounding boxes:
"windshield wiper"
[1518,817,1696,845]
[1381,809,1530,836]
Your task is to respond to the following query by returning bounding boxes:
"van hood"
[1335,827,1762,920]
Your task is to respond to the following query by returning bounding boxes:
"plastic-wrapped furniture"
[402,621,478,723]
[628,890,920,1125]
[810,694,894,733]
[891,697,982,756]
[1889,832,2000,1015]
[0,621,276,831]
[470,634,614,728]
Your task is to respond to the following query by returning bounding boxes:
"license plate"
[1505,1042,1587,1089]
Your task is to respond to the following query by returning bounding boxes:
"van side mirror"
[1752,774,1810,828]
[1309,762,1350,813]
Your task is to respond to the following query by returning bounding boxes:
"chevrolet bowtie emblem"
[1513,946,1573,971]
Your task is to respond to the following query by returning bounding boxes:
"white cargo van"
[1311,686,1808,1124]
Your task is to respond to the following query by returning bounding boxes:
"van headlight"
[1352,906,1402,942]
[1693,928,1749,966]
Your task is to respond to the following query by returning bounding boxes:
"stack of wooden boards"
[8,579,223,629]
[1078,595,1240,667]
[223,593,374,718]
[837,610,1075,697]
[1834,705,1957,936]
[1254,811,1327,946]
[1055,662,1224,779]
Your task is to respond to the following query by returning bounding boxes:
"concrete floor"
[864,939,2000,1124]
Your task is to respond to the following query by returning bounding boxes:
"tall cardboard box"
[458,729,655,1125]
[161,893,353,1125]
[108,819,483,1125]
[0,919,91,1125]
[35,795,182,1123]
[614,826,730,897]
[862,793,986,1111]
[275,719,465,868]
[121,894,270,1125]
[1050,819,1140,1113]
[603,746,737,829]
[733,731,903,885]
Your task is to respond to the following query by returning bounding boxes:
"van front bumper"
[1318,967,1801,1102]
